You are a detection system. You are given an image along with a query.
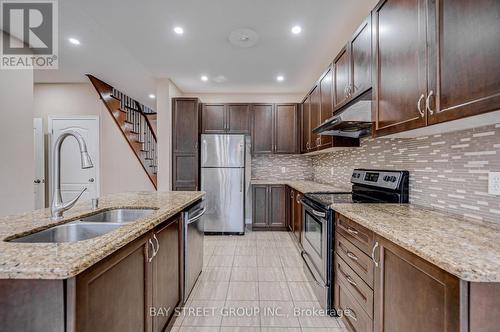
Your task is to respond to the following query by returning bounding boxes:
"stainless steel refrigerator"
[201,134,245,234]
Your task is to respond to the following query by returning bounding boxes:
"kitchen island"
[0,191,204,332]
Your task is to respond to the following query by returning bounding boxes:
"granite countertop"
[0,191,204,279]
[331,203,500,282]
[250,179,351,193]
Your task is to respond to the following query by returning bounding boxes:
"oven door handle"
[300,198,327,218]
[301,250,327,289]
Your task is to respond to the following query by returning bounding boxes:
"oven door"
[300,199,330,308]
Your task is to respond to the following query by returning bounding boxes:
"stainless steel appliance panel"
[182,201,205,303]
[201,167,244,233]
[201,134,245,168]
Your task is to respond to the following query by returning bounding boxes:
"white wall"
[0,66,34,216]
[194,93,303,103]
[33,83,155,198]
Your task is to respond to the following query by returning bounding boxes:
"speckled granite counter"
[331,203,500,282]
[0,191,204,279]
[251,179,351,193]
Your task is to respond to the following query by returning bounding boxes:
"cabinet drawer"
[338,283,373,332]
[336,213,374,255]
[335,233,374,287]
[335,254,373,318]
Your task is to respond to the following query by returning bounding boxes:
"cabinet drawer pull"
[417,94,425,118]
[346,251,358,261]
[346,309,358,321]
[346,275,358,287]
[372,241,379,267]
[346,227,359,235]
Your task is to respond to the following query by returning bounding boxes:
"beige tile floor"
[172,230,348,332]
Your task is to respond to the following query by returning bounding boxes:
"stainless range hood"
[312,101,372,138]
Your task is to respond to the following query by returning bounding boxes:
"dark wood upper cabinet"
[333,47,351,108]
[274,104,298,154]
[226,104,250,133]
[349,15,372,99]
[201,103,251,134]
[373,0,428,136]
[172,98,199,191]
[426,0,500,125]
[251,104,274,154]
[318,67,333,149]
[301,96,311,153]
[201,104,226,133]
[373,234,460,332]
[309,85,321,150]
[252,103,298,155]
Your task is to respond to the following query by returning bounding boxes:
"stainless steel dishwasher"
[182,200,206,303]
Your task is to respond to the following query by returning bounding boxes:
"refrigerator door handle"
[240,168,244,192]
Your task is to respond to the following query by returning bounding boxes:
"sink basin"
[10,222,121,243]
[80,208,157,223]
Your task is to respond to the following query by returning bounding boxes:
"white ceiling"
[35,0,378,107]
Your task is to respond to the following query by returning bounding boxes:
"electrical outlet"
[489,172,500,195]
[281,167,286,174]
[331,167,334,176]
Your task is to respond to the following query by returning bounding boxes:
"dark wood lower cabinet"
[74,234,150,332]
[334,212,500,332]
[152,216,181,332]
[251,184,287,230]
[373,235,461,332]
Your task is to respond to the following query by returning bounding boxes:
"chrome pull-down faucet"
[51,130,94,220]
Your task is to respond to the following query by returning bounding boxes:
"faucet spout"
[51,130,94,220]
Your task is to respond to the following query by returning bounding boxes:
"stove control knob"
[383,176,389,182]
[391,176,397,182]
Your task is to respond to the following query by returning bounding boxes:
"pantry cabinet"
[172,98,199,191]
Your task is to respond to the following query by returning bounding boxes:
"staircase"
[87,75,158,189]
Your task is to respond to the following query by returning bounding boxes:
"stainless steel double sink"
[10,208,157,243]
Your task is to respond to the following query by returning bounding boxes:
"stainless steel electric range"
[300,169,409,312]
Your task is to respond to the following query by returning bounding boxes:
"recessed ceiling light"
[291,26,302,34]
[201,75,208,82]
[148,94,156,99]
[174,27,184,35]
[276,75,285,82]
[68,37,80,45]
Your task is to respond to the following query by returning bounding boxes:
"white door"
[33,118,45,209]
[49,117,100,203]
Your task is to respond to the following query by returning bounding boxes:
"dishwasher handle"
[186,207,206,224]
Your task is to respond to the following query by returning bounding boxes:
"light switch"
[331,167,334,176]
[281,167,286,173]
[489,172,500,195]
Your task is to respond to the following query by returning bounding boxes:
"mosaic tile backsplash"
[313,123,500,223]
[251,154,312,180]
[251,124,500,223]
